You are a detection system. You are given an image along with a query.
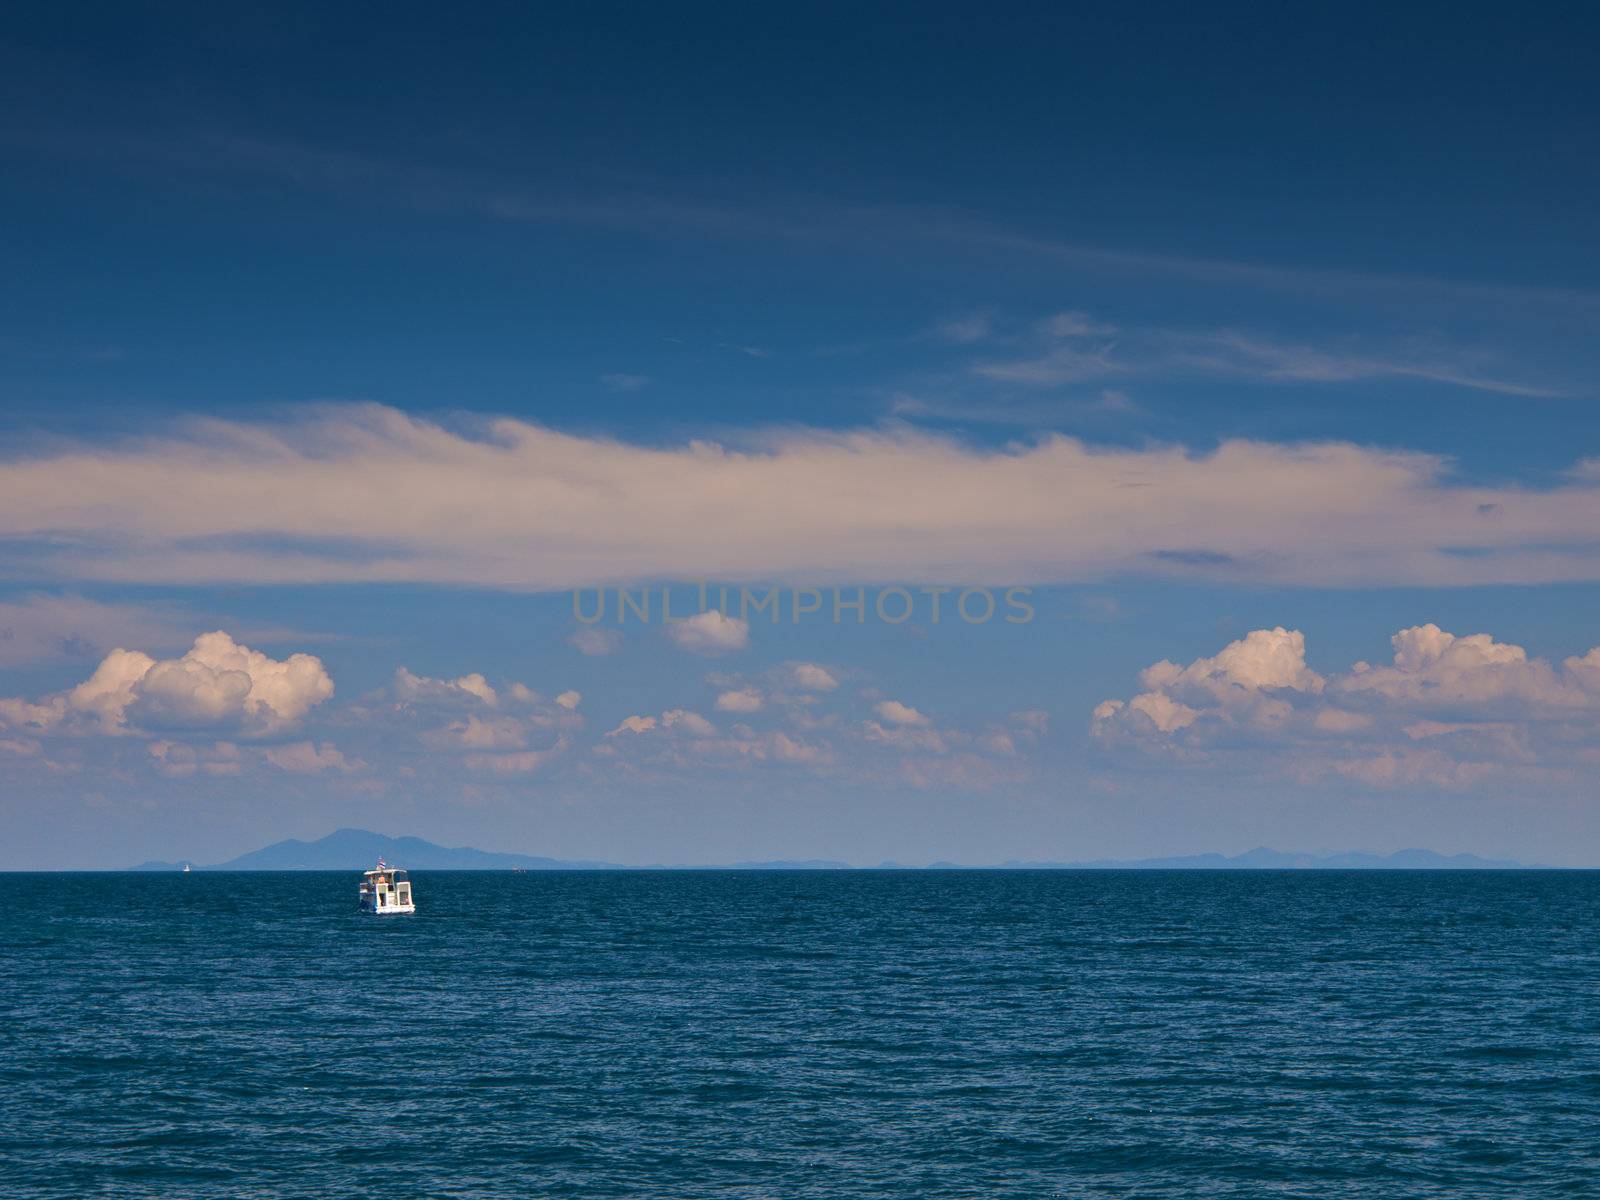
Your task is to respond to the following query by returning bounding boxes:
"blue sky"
[2,3,1599,867]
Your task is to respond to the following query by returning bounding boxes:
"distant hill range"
[131,829,1532,871]
[133,828,627,872]
[992,847,1531,870]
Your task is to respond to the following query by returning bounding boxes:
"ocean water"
[3,871,1599,1198]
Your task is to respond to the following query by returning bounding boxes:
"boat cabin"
[360,862,416,914]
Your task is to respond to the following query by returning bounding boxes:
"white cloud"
[568,627,623,656]
[1093,626,1325,741]
[0,632,334,736]
[394,667,498,706]
[661,709,716,736]
[970,318,1557,399]
[265,740,358,773]
[1146,626,1324,696]
[863,719,946,752]
[436,714,528,750]
[378,665,580,772]
[1127,691,1199,733]
[1009,709,1049,735]
[586,678,1038,785]
[603,709,714,738]
[1336,624,1590,710]
[465,740,566,775]
[667,610,749,654]
[874,699,930,727]
[1094,623,1600,790]
[1315,708,1373,733]
[67,648,156,729]
[789,663,838,692]
[6,404,1600,589]
[767,731,830,764]
[147,739,244,778]
[600,719,836,771]
[606,714,657,736]
[715,687,763,713]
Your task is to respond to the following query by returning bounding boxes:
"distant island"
[131,829,1535,871]
[988,847,1532,870]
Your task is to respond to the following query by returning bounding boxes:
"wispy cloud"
[5,403,1600,589]
[0,594,193,667]
[968,313,1561,398]
[887,389,1142,426]
[928,313,993,344]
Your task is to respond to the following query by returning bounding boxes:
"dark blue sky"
[3,2,1596,464]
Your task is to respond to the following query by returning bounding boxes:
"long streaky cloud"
[4,403,1600,589]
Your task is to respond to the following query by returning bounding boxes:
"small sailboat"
[182,863,191,873]
[359,859,415,915]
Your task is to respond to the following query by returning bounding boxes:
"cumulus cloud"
[381,665,581,774]
[789,663,838,692]
[1094,623,1600,790]
[265,740,358,773]
[568,627,622,656]
[66,648,157,729]
[874,699,931,727]
[863,719,946,752]
[605,709,716,738]
[597,718,834,771]
[587,677,1040,788]
[0,632,333,736]
[1101,627,1324,734]
[667,610,750,654]
[147,739,244,778]
[0,630,1038,798]
[1010,710,1049,735]
[661,709,716,736]
[715,687,764,713]
[606,714,657,736]
[6,404,1600,589]
[1336,624,1595,710]
[433,714,528,750]
[394,667,498,706]
[465,740,568,775]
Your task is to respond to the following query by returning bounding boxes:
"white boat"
[359,860,415,915]
[182,863,191,873]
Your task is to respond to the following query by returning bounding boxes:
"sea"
[3,869,1598,1198]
